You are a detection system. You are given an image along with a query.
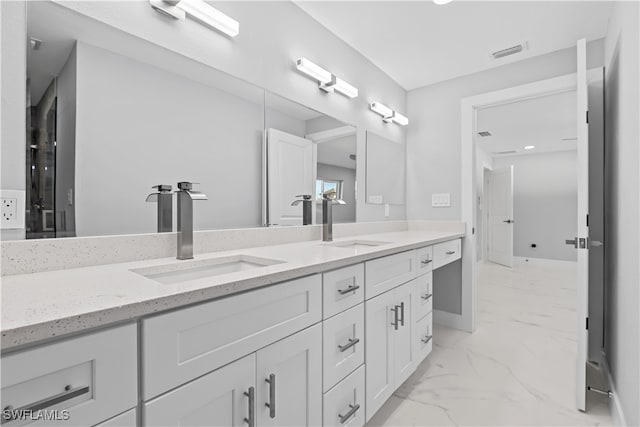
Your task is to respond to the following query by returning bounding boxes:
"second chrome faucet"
[176,182,207,260]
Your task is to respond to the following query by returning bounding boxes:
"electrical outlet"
[1,190,25,229]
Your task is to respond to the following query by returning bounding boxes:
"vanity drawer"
[323,264,365,319]
[413,312,433,364]
[364,250,416,299]
[322,304,365,392]
[323,366,365,427]
[416,246,434,276]
[1,324,137,427]
[412,272,433,320]
[433,239,461,269]
[142,274,321,400]
[94,409,137,427]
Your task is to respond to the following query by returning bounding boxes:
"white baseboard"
[601,353,627,426]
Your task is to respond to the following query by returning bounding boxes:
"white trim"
[601,353,627,426]
[460,73,578,334]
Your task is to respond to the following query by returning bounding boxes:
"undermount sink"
[131,255,285,285]
[324,240,390,250]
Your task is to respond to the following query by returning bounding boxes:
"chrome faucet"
[176,182,207,260]
[146,184,173,233]
[291,195,313,225]
[322,193,346,242]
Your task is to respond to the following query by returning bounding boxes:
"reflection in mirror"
[263,93,357,226]
[25,1,265,239]
[366,131,406,205]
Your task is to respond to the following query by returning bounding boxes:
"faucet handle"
[295,195,313,200]
[177,182,200,191]
[152,184,172,193]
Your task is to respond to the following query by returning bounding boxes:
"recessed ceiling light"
[433,0,453,4]
[524,145,535,150]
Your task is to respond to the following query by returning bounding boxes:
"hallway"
[368,259,611,426]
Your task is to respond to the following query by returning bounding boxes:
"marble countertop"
[1,229,463,351]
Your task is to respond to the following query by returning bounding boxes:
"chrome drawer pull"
[338,337,360,352]
[446,250,456,255]
[422,335,433,344]
[2,385,89,423]
[390,306,399,330]
[421,259,432,265]
[243,387,255,427]
[399,302,405,326]
[265,374,276,419]
[421,293,433,301]
[338,403,361,424]
[337,284,360,295]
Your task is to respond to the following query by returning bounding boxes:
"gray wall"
[316,163,356,223]
[74,42,264,236]
[0,1,27,240]
[493,151,578,262]
[406,39,604,222]
[603,2,640,425]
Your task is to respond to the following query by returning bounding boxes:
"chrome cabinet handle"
[399,302,405,326]
[265,374,276,419]
[338,337,360,352]
[338,403,361,424]
[446,250,455,255]
[421,259,432,265]
[422,335,433,344]
[2,385,89,423]
[390,306,399,330]
[243,387,255,427]
[337,284,360,295]
[421,293,433,301]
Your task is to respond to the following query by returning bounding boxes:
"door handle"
[338,337,360,352]
[445,250,456,255]
[390,306,399,330]
[421,293,433,301]
[265,373,276,419]
[422,335,433,344]
[244,387,255,427]
[338,403,361,424]
[421,259,432,265]
[503,219,514,223]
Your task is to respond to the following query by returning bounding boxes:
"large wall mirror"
[22,1,362,239]
[264,93,357,226]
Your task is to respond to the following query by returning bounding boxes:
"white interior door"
[574,38,589,412]
[266,128,316,226]
[487,166,514,267]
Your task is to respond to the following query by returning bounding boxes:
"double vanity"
[1,226,463,426]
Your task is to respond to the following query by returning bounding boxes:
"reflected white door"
[266,128,316,226]
[487,166,514,267]
[574,38,590,412]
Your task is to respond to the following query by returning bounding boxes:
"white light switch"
[1,190,26,229]
[432,193,451,207]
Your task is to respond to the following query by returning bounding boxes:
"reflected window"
[316,179,343,200]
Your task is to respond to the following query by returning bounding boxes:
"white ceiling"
[295,1,613,90]
[476,89,577,157]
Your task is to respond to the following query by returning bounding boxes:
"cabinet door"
[257,324,322,427]
[144,354,255,426]
[393,283,416,387]
[364,290,396,422]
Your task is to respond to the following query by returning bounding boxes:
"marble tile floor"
[367,258,612,426]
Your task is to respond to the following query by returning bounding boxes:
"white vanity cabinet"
[364,280,416,421]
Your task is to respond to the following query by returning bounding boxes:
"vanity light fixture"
[433,0,453,4]
[295,58,359,98]
[524,145,535,150]
[370,102,409,126]
[150,0,239,38]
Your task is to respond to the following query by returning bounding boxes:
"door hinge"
[586,317,589,330]
[586,110,589,123]
[472,227,475,235]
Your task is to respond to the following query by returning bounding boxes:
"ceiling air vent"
[477,131,492,137]
[492,150,517,155]
[491,42,527,59]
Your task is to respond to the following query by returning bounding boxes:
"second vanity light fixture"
[370,102,409,126]
[295,58,359,98]
[150,0,239,37]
